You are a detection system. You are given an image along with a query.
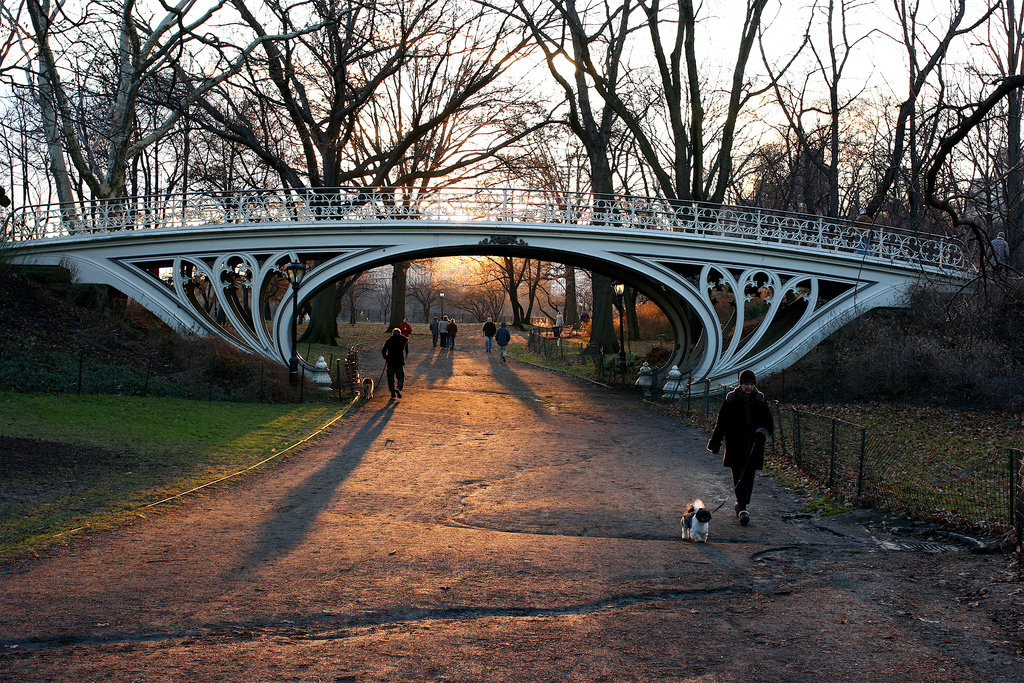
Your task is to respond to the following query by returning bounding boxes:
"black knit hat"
[739,369,756,384]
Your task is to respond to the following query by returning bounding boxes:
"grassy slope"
[0,393,345,560]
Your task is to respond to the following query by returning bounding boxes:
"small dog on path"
[681,500,712,542]
[360,377,375,400]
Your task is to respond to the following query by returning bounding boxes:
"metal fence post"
[774,403,787,459]
[1015,449,1023,556]
[829,418,837,490]
[1010,448,1022,536]
[857,428,867,500]
[794,409,802,467]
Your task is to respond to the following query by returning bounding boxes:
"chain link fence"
[775,407,1018,533]
[669,382,1020,538]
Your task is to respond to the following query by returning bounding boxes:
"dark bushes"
[762,281,1024,410]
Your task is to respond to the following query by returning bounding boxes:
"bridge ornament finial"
[479,235,528,247]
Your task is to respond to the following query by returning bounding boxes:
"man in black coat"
[708,369,774,526]
[381,328,409,399]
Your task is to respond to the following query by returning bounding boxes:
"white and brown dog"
[681,499,712,542]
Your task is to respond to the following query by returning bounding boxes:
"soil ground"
[2,339,1023,682]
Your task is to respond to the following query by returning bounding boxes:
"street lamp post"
[285,262,306,388]
[439,291,445,318]
[613,281,627,375]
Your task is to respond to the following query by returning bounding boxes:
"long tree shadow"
[409,344,453,389]
[235,401,398,573]
[482,357,551,418]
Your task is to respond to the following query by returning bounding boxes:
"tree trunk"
[627,287,640,341]
[29,1,77,211]
[503,257,527,329]
[564,265,578,324]
[590,272,618,353]
[297,285,338,345]
[387,262,409,331]
[1007,88,1023,269]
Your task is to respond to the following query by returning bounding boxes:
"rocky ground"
[2,342,1022,682]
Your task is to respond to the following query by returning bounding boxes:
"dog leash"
[711,437,760,513]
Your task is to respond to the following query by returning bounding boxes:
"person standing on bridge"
[495,321,511,362]
[381,328,409,399]
[707,369,774,526]
[482,317,497,352]
[991,232,1011,272]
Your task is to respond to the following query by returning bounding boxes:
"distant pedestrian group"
[434,315,459,349]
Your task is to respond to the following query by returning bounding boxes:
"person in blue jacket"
[494,321,512,363]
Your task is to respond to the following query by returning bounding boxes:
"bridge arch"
[3,188,968,384]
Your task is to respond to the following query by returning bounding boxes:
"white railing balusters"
[2,186,967,275]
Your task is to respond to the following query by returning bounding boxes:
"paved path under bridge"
[1,342,1021,682]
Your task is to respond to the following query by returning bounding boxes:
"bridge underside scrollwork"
[4,188,967,384]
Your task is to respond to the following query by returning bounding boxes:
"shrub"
[763,282,1024,409]
[635,301,673,339]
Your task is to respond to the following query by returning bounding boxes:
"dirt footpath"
[2,339,1022,682]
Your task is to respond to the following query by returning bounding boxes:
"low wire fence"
[0,345,341,403]
[676,382,1021,538]
[773,407,1019,535]
[526,328,632,384]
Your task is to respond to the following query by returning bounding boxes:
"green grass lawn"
[0,392,346,560]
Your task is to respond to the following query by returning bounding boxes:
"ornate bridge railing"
[1,186,968,274]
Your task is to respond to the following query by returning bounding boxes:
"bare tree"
[927,74,1024,276]
[18,0,320,205]
[371,274,393,324]
[760,0,875,218]
[176,0,537,343]
[482,255,530,328]
[964,0,1024,270]
[452,278,506,323]
[407,260,447,323]
[862,0,996,220]
[542,0,769,204]
[512,0,628,350]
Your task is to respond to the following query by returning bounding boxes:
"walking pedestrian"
[448,319,458,349]
[399,317,413,338]
[438,316,449,349]
[482,317,496,352]
[707,369,774,526]
[553,309,563,342]
[381,328,409,399]
[429,317,439,346]
[495,321,511,362]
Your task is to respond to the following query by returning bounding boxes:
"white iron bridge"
[2,187,969,385]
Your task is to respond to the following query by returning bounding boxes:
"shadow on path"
[235,401,397,573]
